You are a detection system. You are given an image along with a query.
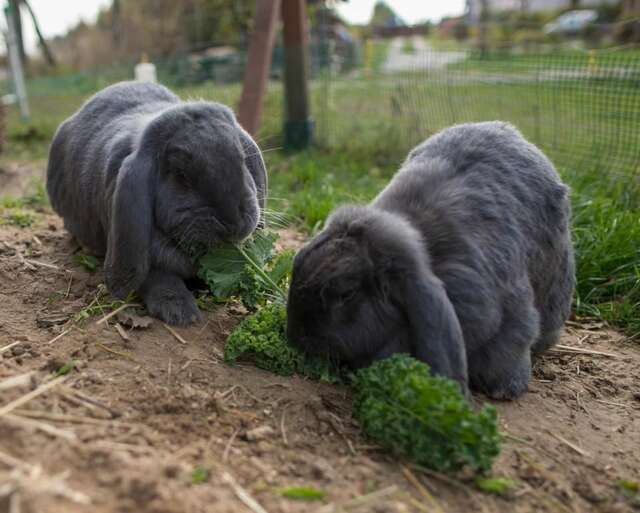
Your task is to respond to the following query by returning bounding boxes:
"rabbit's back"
[46,82,179,253]
[374,122,573,350]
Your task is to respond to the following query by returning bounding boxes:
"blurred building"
[622,0,640,15]
[466,0,620,22]
[310,3,359,74]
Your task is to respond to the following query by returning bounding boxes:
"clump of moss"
[352,354,501,474]
[224,303,340,381]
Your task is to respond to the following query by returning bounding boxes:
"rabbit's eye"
[336,289,356,305]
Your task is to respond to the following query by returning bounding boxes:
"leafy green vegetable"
[352,354,501,474]
[191,466,209,484]
[619,479,639,499]
[198,231,292,309]
[224,303,340,381]
[74,253,99,272]
[53,360,76,377]
[278,486,326,501]
[475,476,516,496]
[207,232,502,474]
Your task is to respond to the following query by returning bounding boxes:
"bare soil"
[1,202,639,513]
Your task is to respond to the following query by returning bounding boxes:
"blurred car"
[544,10,598,35]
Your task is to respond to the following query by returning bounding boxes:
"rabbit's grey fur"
[47,81,266,325]
[287,122,574,399]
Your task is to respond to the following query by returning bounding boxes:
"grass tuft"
[278,486,326,501]
[191,466,209,484]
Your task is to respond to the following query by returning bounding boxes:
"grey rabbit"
[47,81,266,325]
[287,122,574,399]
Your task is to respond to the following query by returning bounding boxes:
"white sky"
[12,0,111,54]
[336,0,466,25]
[12,0,466,55]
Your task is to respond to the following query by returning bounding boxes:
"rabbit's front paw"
[482,374,529,400]
[146,292,201,326]
[140,270,202,326]
[471,355,531,400]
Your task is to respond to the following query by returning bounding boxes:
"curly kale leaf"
[352,354,501,473]
[224,303,340,382]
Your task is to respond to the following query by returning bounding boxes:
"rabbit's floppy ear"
[401,269,469,389]
[238,126,267,218]
[104,150,154,299]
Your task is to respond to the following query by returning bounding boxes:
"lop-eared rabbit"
[47,81,266,325]
[287,122,574,399]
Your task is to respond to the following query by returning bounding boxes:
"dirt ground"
[1,189,639,513]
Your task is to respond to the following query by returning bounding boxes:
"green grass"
[1,209,36,227]
[401,38,416,55]
[278,487,326,501]
[571,192,640,333]
[425,36,471,52]
[449,47,640,74]
[365,39,391,72]
[475,476,518,496]
[74,254,100,272]
[0,178,48,209]
[191,466,209,484]
[53,360,77,377]
[267,150,389,231]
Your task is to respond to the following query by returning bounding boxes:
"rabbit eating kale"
[47,81,266,325]
[287,122,575,399]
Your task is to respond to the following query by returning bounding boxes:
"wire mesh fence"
[312,38,640,194]
[2,25,640,196]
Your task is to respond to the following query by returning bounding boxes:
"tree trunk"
[22,0,56,67]
[112,0,121,50]
[478,0,489,56]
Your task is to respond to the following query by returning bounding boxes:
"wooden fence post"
[282,0,313,150]
[238,0,282,136]
[238,0,313,150]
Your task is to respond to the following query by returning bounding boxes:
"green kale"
[198,231,293,310]
[352,354,501,474]
[224,303,340,382]
[74,253,99,272]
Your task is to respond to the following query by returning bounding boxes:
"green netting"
[3,34,639,191]
[312,42,640,193]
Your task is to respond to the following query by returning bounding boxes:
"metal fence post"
[4,3,30,120]
[282,0,313,150]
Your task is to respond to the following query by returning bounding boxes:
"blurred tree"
[369,1,403,27]
[49,0,258,70]
[111,0,121,49]
[22,0,56,66]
